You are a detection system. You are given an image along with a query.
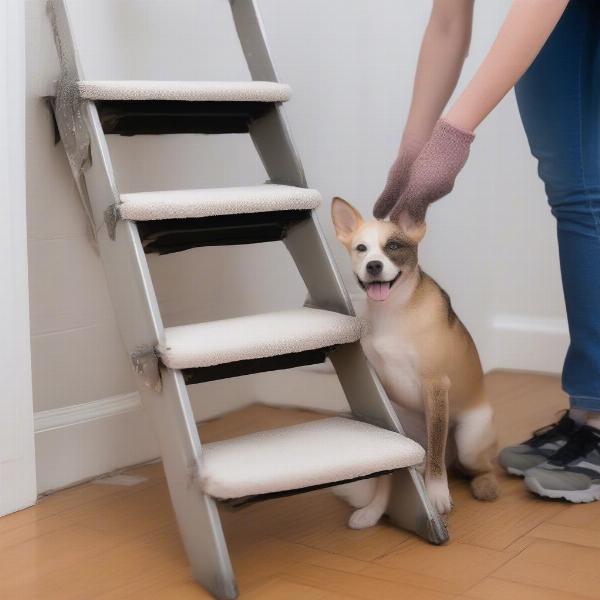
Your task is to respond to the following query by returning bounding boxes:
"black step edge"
[96,100,274,135]
[138,210,311,254]
[221,470,397,509]
[178,346,335,386]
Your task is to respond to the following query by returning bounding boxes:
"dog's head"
[331,197,426,302]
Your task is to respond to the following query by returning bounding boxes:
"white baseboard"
[490,314,568,374]
[34,392,159,494]
[34,379,255,494]
[34,392,143,433]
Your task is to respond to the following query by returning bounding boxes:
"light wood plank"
[493,539,600,600]
[242,577,349,600]
[373,541,515,594]
[284,563,458,600]
[549,501,600,530]
[466,577,590,600]
[529,522,600,550]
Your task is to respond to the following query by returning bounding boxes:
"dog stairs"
[202,418,425,500]
[49,1,449,598]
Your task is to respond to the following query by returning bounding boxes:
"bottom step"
[201,417,425,500]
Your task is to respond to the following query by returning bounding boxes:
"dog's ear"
[331,197,364,246]
[396,210,426,244]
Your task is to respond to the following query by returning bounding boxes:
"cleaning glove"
[377,118,475,223]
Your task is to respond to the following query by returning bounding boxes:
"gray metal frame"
[49,2,238,598]
[47,0,95,235]
[88,103,238,598]
[48,0,447,597]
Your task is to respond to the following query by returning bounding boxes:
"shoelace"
[528,412,577,448]
[549,425,600,466]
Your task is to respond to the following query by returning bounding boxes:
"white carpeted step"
[77,80,291,103]
[119,185,321,221]
[159,308,364,370]
[201,417,425,499]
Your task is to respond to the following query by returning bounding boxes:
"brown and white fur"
[331,197,499,529]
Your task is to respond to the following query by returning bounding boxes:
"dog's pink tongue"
[367,282,391,301]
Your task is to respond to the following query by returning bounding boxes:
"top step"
[78,80,291,136]
[78,80,291,103]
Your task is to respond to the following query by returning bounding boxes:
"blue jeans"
[514,0,600,411]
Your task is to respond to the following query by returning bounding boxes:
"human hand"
[389,118,474,223]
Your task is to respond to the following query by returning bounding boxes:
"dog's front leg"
[423,376,452,515]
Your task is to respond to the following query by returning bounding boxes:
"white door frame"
[0,0,37,516]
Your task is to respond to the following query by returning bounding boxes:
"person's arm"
[388,0,569,224]
[445,0,569,131]
[374,0,474,218]
[403,0,474,150]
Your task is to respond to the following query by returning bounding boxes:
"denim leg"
[514,0,600,410]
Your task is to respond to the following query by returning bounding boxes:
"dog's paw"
[470,473,500,501]
[348,506,382,530]
[426,478,453,515]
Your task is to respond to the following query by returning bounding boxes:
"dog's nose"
[366,260,383,276]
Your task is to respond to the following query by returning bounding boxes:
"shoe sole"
[525,476,600,503]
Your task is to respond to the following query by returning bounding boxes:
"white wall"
[1,0,37,515]
[259,0,568,372]
[27,0,568,491]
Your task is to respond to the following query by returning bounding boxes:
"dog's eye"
[386,241,401,251]
[355,244,367,252]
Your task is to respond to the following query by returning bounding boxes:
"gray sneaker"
[499,413,578,476]
[525,425,600,503]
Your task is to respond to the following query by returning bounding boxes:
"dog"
[331,197,499,529]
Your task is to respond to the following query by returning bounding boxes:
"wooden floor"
[3,371,599,599]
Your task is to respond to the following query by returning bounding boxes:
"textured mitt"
[384,118,475,223]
